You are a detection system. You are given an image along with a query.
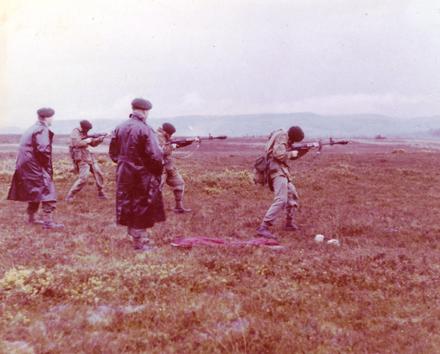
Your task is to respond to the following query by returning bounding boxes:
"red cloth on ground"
[170,237,281,249]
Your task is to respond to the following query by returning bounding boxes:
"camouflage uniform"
[156,127,189,212]
[261,129,300,228]
[66,128,105,200]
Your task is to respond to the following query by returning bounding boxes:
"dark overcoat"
[109,113,166,228]
[7,121,57,202]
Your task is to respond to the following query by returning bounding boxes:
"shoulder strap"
[265,130,283,158]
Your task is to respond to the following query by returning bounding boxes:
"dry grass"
[0,140,440,353]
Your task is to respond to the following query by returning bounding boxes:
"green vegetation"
[0,142,439,353]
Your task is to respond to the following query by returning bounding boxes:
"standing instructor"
[109,98,166,251]
[7,107,64,229]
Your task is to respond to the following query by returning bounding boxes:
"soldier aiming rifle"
[157,122,227,213]
[256,127,349,240]
[65,120,108,202]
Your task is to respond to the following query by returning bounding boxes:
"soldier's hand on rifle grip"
[83,138,93,144]
[296,147,311,158]
[176,141,193,148]
[288,150,299,159]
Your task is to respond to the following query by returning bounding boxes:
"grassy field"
[0,139,439,353]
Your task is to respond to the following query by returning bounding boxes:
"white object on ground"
[327,239,340,246]
[314,234,325,243]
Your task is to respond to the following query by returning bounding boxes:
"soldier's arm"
[294,148,310,159]
[157,133,173,157]
[272,134,298,162]
[174,140,193,148]
[108,130,120,163]
[163,142,174,157]
[33,128,52,170]
[71,129,89,148]
[89,136,105,147]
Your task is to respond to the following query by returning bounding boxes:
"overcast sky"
[1,0,439,128]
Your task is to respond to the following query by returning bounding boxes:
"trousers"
[262,175,299,225]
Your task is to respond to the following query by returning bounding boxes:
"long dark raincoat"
[7,121,57,202]
[109,113,166,228]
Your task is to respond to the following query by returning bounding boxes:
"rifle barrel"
[202,135,227,140]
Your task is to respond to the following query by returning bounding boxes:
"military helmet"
[162,122,176,136]
[80,120,93,131]
[288,126,304,142]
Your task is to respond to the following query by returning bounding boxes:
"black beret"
[162,122,176,136]
[288,126,304,142]
[80,120,93,131]
[131,98,152,111]
[37,107,55,118]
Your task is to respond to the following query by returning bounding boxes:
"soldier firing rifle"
[157,123,227,213]
[65,120,108,202]
[256,127,349,240]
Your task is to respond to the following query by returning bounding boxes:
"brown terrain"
[0,135,439,353]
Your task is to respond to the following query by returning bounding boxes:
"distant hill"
[2,113,440,138]
[0,126,24,134]
[151,113,440,138]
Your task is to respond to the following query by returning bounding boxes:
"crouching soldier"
[156,122,193,213]
[65,120,107,202]
[257,126,310,239]
[7,108,64,229]
[109,98,166,251]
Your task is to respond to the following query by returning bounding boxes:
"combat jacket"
[69,128,103,163]
[156,127,175,169]
[266,129,298,181]
[7,121,57,202]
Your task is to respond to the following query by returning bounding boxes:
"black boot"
[284,220,299,231]
[42,213,64,230]
[256,223,277,240]
[28,213,44,225]
[173,190,191,213]
[128,228,153,252]
[132,238,153,252]
[285,208,299,231]
[173,200,192,214]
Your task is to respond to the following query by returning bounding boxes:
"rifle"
[171,135,227,148]
[82,133,109,140]
[290,138,349,155]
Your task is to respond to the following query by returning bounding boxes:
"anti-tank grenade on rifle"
[170,135,227,148]
[290,137,349,156]
[253,137,350,186]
